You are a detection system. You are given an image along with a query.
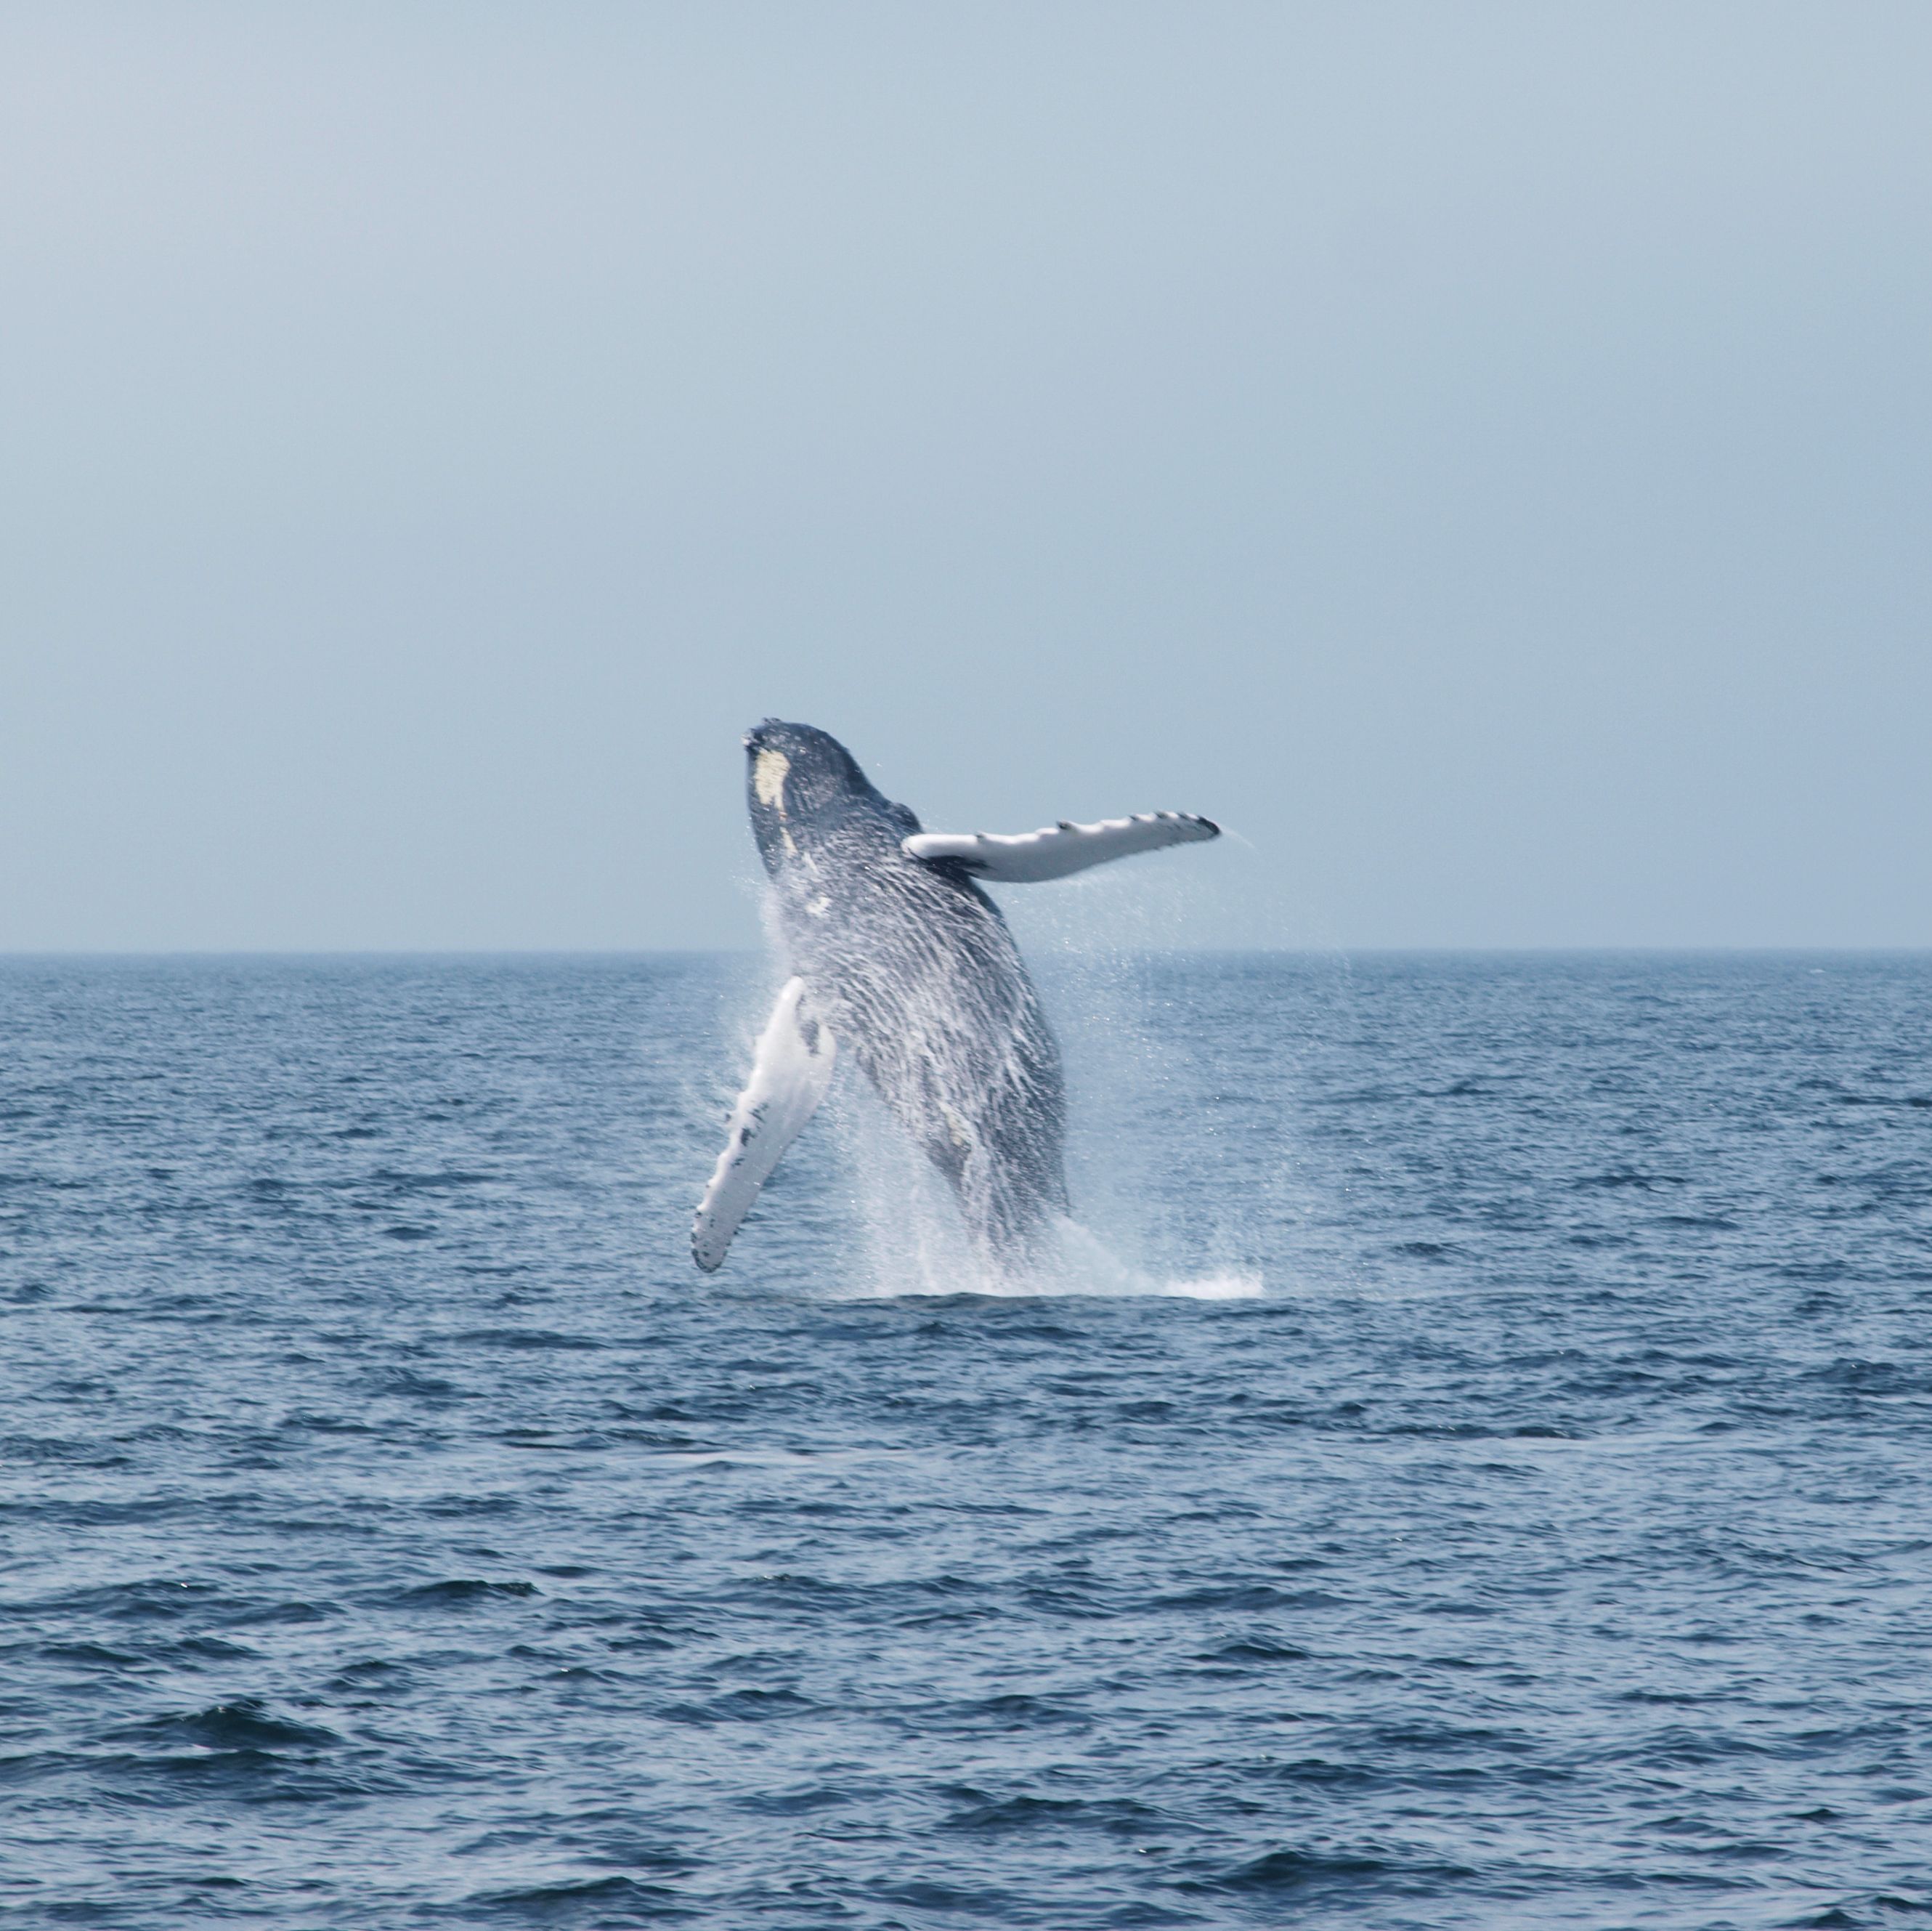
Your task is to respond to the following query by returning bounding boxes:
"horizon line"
[4,944,1931,962]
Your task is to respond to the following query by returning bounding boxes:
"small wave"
[658,1687,817,1725]
[1204,1847,1479,1895]
[397,1579,540,1606]
[113,1700,338,1751]
[455,1874,689,1919]
[941,1792,1165,1835]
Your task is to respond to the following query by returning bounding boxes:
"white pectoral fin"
[902,811,1220,883]
[691,977,836,1272]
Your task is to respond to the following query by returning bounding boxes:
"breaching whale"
[691,721,1219,1276]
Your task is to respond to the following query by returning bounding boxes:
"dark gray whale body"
[691,721,1219,1276]
[747,720,1068,1260]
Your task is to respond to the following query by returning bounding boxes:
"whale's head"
[743,720,916,879]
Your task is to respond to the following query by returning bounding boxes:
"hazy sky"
[4,3,1928,950]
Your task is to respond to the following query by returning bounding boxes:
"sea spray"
[708,843,1280,1292]
[809,863,1270,1298]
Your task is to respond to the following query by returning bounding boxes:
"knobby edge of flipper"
[901,811,1219,883]
[691,976,836,1272]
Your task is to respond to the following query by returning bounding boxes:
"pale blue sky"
[4,3,1928,950]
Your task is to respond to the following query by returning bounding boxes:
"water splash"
[1028,1218,1264,1300]
[831,1218,1263,1301]
[740,855,1279,1299]
[718,866,1277,1296]
[831,1077,1260,1300]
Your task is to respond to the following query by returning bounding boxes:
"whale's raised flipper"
[692,976,836,1271]
[902,811,1219,884]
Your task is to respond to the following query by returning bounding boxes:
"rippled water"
[3,952,1930,1928]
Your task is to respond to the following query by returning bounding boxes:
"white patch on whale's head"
[752,748,791,811]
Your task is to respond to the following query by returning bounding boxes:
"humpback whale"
[692,721,1219,1276]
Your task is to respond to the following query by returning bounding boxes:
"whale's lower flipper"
[902,811,1219,883]
[691,976,836,1271]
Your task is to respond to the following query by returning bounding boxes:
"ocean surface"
[3,950,1930,1929]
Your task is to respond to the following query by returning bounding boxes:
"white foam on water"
[1027,1216,1262,1300]
[832,1194,1263,1302]
[1150,1271,1267,1301]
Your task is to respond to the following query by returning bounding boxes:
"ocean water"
[2,951,1930,1929]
